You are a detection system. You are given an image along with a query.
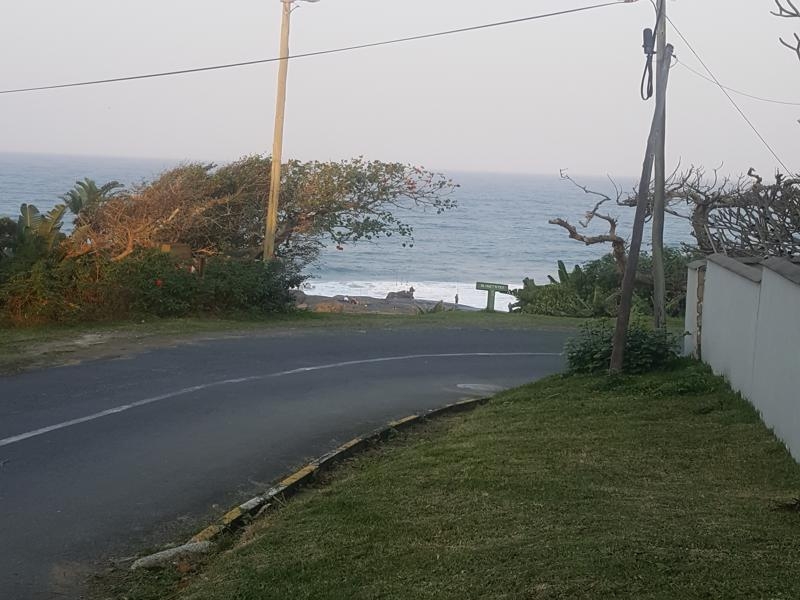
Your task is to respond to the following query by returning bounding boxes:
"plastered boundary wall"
[686,255,800,460]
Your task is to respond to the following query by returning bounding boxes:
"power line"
[674,57,800,107]
[0,1,627,96]
[666,15,794,174]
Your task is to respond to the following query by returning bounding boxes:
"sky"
[0,0,798,177]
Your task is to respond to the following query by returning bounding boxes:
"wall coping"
[763,257,800,286]
[707,254,763,283]
[687,259,707,270]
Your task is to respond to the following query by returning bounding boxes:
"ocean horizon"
[0,152,692,309]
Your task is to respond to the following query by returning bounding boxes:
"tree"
[550,171,629,275]
[61,178,123,215]
[17,203,67,253]
[555,166,800,264]
[64,156,458,269]
[772,0,800,61]
[663,167,800,258]
[0,204,67,283]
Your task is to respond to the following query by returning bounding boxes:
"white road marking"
[456,383,506,393]
[0,352,561,448]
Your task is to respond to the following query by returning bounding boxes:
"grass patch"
[104,360,800,600]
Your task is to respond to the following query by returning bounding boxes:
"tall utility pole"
[610,43,674,373]
[263,0,320,260]
[264,0,292,261]
[651,0,668,330]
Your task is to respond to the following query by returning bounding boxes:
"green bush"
[512,280,594,317]
[0,259,69,325]
[196,257,299,314]
[0,249,300,326]
[512,249,694,319]
[565,319,682,374]
[105,250,198,317]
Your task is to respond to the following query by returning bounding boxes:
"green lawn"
[106,361,800,600]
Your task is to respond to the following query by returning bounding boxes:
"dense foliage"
[565,319,681,374]
[0,157,456,327]
[0,250,301,326]
[511,248,692,318]
[63,156,457,269]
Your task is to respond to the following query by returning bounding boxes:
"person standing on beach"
[455,293,459,306]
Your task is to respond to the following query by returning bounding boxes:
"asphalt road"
[0,326,570,599]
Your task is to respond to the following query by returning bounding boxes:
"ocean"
[0,153,692,309]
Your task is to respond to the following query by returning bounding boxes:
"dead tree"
[550,171,629,273]
[772,0,800,61]
[665,167,800,258]
[550,172,662,295]
[561,165,800,259]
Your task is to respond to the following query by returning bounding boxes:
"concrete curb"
[130,541,213,570]
[132,396,490,568]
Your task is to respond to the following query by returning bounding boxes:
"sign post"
[475,282,510,311]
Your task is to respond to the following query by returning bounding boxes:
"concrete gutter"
[131,396,490,569]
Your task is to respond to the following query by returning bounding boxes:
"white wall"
[751,266,800,461]
[701,258,762,399]
[692,256,800,461]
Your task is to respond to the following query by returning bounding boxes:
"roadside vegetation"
[0,157,457,327]
[510,248,693,319]
[512,167,800,321]
[102,359,800,600]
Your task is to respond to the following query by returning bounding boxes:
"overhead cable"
[667,15,794,174]
[674,57,800,107]
[0,1,628,95]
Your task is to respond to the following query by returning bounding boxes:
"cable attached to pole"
[639,0,665,101]
[640,27,656,100]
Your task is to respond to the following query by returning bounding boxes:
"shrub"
[105,250,198,317]
[565,319,681,374]
[512,281,594,317]
[512,249,694,319]
[0,259,69,325]
[0,249,301,326]
[196,258,299,314]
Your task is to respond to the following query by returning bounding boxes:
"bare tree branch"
[773,0,800,18]
[772,2,800,60]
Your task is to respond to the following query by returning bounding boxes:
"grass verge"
[102,360,800,600]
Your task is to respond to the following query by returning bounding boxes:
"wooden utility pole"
[610,43,674,373]
[652,0,668,330]
[264,0,292,261]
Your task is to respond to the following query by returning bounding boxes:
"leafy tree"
[61,178,123,215]
[17,203,67,254]
[0,204,67,289]
[65,156,458,270]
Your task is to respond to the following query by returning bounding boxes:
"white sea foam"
[303,280,520,311]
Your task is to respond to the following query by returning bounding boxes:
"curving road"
[0,325,570,599]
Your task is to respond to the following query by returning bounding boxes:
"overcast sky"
[0,0,798,177]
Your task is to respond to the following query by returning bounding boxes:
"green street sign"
[475,282,511,311]
[476,282,509,293]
